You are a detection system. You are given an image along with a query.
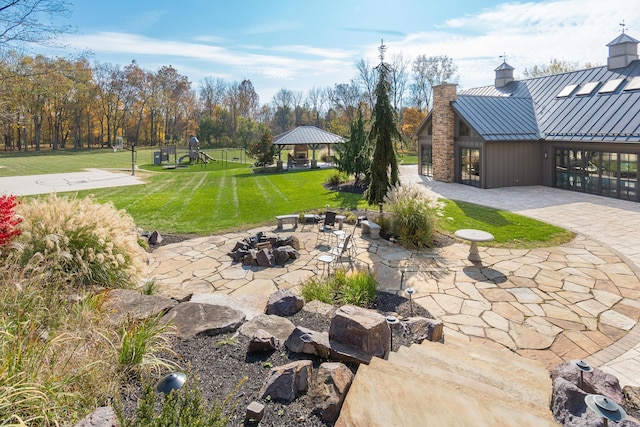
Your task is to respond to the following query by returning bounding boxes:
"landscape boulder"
[401,316,444,343]
[238,313,296,343]
[551,361,624,403]
[256,248,272,267]
[285,326,331,358]
[73,406,118,427]
[161,302,245,339]
[247,329,280,353]
[104,289,177,325]
[148,230,162,245]
[309,362,354,424]
[329,305,390,361]
[624,386,640,420]
[266,289,304,316]
[259,360,313,403]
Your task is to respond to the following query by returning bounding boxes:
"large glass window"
[420,144,432,176]
[460,148,480,187]
[555,148,638,201]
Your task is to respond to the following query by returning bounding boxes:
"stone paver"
[143,165,640,389]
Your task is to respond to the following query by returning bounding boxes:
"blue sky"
[42,0,638,103]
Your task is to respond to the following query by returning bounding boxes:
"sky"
[38,0,640,103]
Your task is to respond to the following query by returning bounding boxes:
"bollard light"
[385,315,399,354]
[571,359,593,390]
[156,372,186,394]
[405,288,415,317]
[585,394,626,427]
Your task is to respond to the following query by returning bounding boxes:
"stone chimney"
[607,33,639,70]
[495,61,515,88]
[432,83,457,183]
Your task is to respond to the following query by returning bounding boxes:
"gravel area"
[120,289,432,426]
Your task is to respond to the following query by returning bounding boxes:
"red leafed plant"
[0,194,22,246]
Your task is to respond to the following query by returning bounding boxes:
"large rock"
[310,362,354,424]
[73,406,118,427]
[401,317,444,343]
[238,314,296,343]
[552,377,603,426]
[191,292,268,321]
[285,326,331,358]
[551,361,624,403]
[105,289,177,325]
[161,302,245,339]
[256,248,272,267]
[273,246,298,266]
[329,305,390,361]
[247,329,280,353]
[259,360,313,403]
[624,386,640,421]
[266,289,304,316]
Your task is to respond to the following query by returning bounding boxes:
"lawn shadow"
[450,200,511,227]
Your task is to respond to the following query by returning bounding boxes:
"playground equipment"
[152,139,246,168]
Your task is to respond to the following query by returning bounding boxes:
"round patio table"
[455,229,494,262]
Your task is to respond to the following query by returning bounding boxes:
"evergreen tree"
[366,41,400,206]
[247,126,275,165]
[336,106,370,184]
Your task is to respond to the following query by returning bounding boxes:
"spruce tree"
[336,106,370,184]
[366,41,400,207]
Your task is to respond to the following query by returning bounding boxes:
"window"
[460,148,480,188]
[556,84,578,97]
[420,144,432,176]
[599,78,624,94]
[575,82,599,96]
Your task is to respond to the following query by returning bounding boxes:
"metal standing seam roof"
[272,126,346,145]
[456,60,640,143]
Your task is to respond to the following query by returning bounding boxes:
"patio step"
[336,336,557,427]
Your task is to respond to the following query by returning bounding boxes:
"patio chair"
[329,233,353,269]
[317,211,337,244]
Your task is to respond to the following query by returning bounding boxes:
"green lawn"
[4,148,574,247]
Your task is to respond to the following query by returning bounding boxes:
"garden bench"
[360,220,381,239]
[276,214,299,230]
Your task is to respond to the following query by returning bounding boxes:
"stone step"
[336,333,558,427]
[391,345,551,416]
[403,341,551,408]
[430,333,546,378]
[336,356,557,427]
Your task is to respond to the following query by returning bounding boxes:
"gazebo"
[272,126,346,169]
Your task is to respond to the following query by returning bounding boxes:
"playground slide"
[199,151,216,163]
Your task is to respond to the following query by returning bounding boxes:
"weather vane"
[500,53,508,63]
[620,19,626,34]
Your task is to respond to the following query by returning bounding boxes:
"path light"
[585,394,626,427]
[571,359,593,390]
[156,372,186,394]
[405,288,415,317]
[385,315,399,354]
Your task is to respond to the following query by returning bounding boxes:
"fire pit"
[229,232,300,267]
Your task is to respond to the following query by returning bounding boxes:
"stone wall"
[432,83,457,182]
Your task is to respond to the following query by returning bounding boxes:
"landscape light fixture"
[156,372,186,394]
[585,394,626,427]
[385,315,399,354]
[405,288,415,317]
[571,359,593,390]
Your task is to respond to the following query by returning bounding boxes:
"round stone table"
[455,229,494,262]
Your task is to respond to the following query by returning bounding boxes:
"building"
[414,32,640,202]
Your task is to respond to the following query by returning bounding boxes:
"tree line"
[0,51,458,152]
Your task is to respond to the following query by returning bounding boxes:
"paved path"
[399,164,640,387]
[148,172,640,386]
[0,168,144,196]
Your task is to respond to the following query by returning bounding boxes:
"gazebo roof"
[273,126,346,145]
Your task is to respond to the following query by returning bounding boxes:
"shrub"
[300,269,377,307]
[118,315,177,378]
[325,171,348,186]
[384,184,441,249]
[120,376,245,427]
[0,194,22,247]
[13,194,148,289]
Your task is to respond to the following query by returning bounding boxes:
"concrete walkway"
[148,166,640,387]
